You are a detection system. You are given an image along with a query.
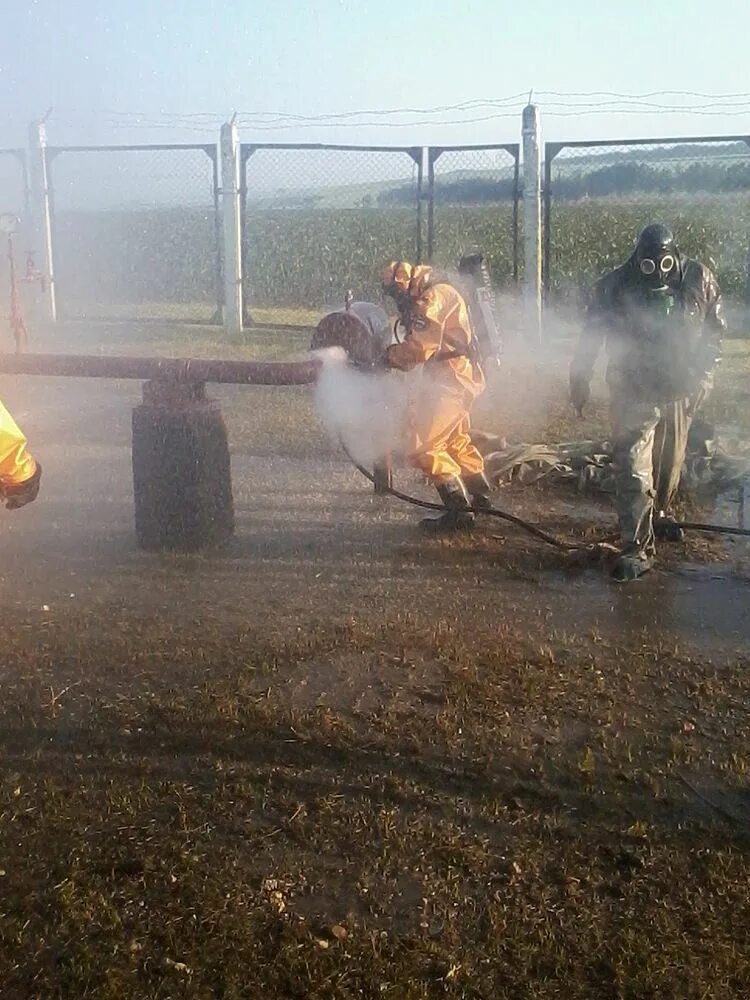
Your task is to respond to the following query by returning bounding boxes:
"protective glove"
[570,376,590,418]
[370,350,393,373]
[2,462,42,510]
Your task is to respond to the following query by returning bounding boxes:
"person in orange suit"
[380,261,491,532]
[0,398,41,510]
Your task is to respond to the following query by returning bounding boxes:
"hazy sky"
[2,0,748,147]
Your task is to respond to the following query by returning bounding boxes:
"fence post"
[416,147,426,263]
[210,148,224,325]
[27,120,57,324]
[521,104,542,343]
[220,122,243,335]
[426,149,437,261]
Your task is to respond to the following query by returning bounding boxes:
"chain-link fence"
[428,144,520,289]
[18,130,750,331]
[47,144,221,323]
[241,144,422,327]
[0,150,29,314]
[0,149,28,219]
[240,142,521,328]
[543,136,750,305]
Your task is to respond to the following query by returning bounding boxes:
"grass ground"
[0,320,749,998]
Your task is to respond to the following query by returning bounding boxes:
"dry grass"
[2,610,749,999]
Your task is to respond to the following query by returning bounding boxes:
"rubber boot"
[463,471,493,511]
[3,462,42,510]
[611,545,654,583]
[654,510,685,543]
[420,478,475,534]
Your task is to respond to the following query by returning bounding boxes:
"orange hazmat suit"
[382,262,486,485]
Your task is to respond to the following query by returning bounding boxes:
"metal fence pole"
[426,149,437,261]
[521,105,541,343]
[27,121,57,323]
[220,122,243,335]
[209,147,223,324]
[416,147,425,262]
[511,150,520,284]
[239,147,255,328]
[542,147,556,302]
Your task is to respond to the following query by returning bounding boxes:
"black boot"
[654,510,685,543]
[463,472,493,511]
[611,545,654,583]
[420,478,475,534]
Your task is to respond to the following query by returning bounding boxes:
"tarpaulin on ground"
[472,419,750,496]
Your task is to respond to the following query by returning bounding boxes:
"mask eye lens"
[659,254,675,273]
[640,258,657,276]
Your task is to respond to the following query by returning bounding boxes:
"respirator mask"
[633,223,679,290]
[637,252,676,286]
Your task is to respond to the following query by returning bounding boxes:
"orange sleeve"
[385,288,448,371]
[0,399,37,487]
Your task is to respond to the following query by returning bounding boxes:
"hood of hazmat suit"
[571,233,726,405]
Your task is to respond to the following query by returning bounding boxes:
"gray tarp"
[473,419,750,497]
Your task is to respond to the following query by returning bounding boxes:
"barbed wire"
[3,90,748,145]
[36,89,750,126]
[44,108,750,135]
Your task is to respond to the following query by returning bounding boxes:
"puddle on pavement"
[531,558,750,652]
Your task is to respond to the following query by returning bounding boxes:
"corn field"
[51,196,749,323]
[547,194,750,303]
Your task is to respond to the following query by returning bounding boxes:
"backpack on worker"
[456,252,502,372]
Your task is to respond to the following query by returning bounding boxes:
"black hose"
[676,520,750,537]
[341,444,604,552]
[341,444,750,549]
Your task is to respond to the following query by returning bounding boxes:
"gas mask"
[637,251,677,289]
[633,223,679,290]
[388,290,411,335]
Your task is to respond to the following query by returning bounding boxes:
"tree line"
[377,157,750,205]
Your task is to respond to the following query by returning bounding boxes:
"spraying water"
[313,347,412,469]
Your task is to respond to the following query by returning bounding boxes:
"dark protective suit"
[571,253,726,554]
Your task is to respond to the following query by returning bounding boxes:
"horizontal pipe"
[0,353,320,386]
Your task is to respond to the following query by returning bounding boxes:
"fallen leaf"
[165,958,191,974]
